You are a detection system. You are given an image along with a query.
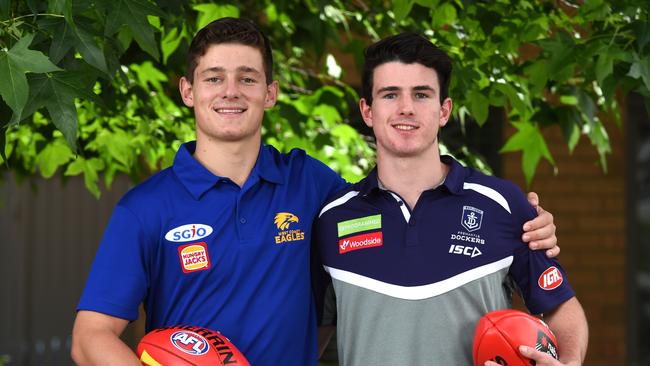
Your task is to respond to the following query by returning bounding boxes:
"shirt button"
[240,217,246,224]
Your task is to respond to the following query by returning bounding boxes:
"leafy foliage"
[0,0,648,195]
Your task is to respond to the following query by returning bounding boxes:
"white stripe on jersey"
[463,182,511,213]
[324,256,513,300]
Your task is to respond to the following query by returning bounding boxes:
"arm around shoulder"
[71,310,141,366]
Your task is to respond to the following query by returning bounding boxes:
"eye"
[205,77,222,83]
[381,93,397,99]
[242,77,257,85]
[415,92,430,99]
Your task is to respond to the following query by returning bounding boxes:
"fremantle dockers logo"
[461,205,483,232]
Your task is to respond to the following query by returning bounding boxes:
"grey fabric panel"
[333,267,513,366]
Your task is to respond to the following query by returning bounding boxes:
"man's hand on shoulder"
[523,192,559,258]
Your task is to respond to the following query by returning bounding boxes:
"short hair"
[186,17,273,84]
[361,32,452,105]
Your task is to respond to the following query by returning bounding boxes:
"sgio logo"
[170,331,209,355]
[448,244,482,258]
[165,224,213,242]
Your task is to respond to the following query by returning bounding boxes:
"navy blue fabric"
[315,156,574,314]
[78,141,347,366]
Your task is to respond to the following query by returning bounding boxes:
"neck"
[376,148,448,210]
[193,136,261,187]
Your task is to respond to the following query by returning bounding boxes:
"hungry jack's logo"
[274,212,305,244]
[178,242,210,273]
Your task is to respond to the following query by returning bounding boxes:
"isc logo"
[448,244,482,258]
[165,224,213,242]
[538,266,563,290]
[170,331,209,355]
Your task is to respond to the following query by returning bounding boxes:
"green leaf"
[71,22,109,74]
[64,157,105,198]
[106,0,165,60]
[466,89,489,125]
[36,139,73,178]
[193,4,240,30]
[500,121,554,185]
[585,118,611,172]
[628,56,650,91]
[161,26,185,65]
[525,60,548,95]
[130,61,168,91]
[43,18,75,63]
[595,53,613,86]
[0,0,9,19]
[392,0,414,22]
[431,2,457,28]
[633,21,650,51]
[0,34,62,123]
[24,73,86,151]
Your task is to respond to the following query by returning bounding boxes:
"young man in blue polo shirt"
[71,19,560,366]
[315,33,588,366]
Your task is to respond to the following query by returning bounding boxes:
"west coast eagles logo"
[274,212,305,244]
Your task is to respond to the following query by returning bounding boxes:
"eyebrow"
[200,66,263,75]
[376,85,436,94]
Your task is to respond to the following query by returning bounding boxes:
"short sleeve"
[76,205,149,321]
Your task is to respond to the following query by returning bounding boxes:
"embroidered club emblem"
[461,205,483,232]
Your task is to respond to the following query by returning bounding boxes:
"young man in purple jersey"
[314,33,587,366]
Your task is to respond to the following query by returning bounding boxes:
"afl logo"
[170,331,210,355]
[165,224,213,242]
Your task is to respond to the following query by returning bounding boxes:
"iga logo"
[170,331,210,355]
[165,224,213,242]
[538,266,563,290]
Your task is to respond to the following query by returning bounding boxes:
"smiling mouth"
[213,107,247,114]
[392,123,418,131]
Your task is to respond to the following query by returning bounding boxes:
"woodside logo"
[338,232,383,254]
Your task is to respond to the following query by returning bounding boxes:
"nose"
[222,77,240,99]
[398,96,415,116]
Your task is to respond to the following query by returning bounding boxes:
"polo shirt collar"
[358,155,468,196]
[173,141,284,200]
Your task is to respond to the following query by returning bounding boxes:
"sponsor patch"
[448,244,482,258]
[339,232,383,254]
[337,214,381,237]
[274,212,305,244]
[165,224,213,243]
[170,330,210,355]
[535,329,559,359]
[461,206,483,232]
[538,266,563,290]
[178,242,210,273]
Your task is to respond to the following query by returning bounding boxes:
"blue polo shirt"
[314,156,575,366]
[78,141,347,366]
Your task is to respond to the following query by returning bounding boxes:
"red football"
[473,309,559,366]
[137,325,250,366]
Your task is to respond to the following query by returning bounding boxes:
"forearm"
[72,331,140,365]
[71,311,141,366]
[543,297,588,365]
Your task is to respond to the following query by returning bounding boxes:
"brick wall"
[502,119,627,365]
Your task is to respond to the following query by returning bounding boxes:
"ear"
[359,98,373,128]
[264,80,279,108]
[179,76,194,107]
[439,97,453,127]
